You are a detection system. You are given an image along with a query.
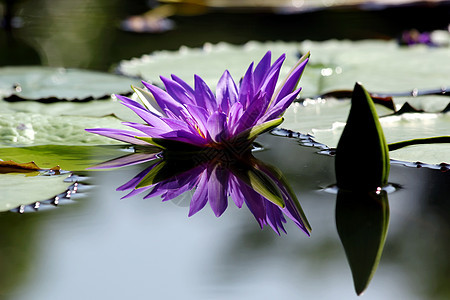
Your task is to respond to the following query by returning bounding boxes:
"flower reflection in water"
[93,147,311,236]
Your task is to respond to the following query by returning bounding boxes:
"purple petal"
[274,58,308,102]
[206,111,228,143]
[85,128,150,146]
[239,183,267,229]
[144,165,203,200]
[228,175,244,208]
[161,117,193,132]
[122,122,169,138]
[260,88,301,123]
[88,153,160,169]
[253,51,271,90]
[267,53,286,77]
[207,165,229,217]
[121,186,153,199]
[159,130,208,146]
[227,102,244,133]
[184,104,209,137]
[194,75,217,113]
[142,182,168,199]
[232,92,269,134]
[117,165,156,191]
[117,95,170,129]
[216,70,238,114]
[160,76,195,106]
[238,62,255,109]
[259,65,282,102]
[171,74,195,97]
[188,170,209,216]
[265,200,287,235]
[142,81,186,118]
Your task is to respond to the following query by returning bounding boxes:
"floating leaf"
[0,145,131,172]
[299,40,450,94]
[283,98,450,165]
[0,112,128,147]
[0,66,140,101]
[116,41,318,95]
[0,172,73,212]
[334,83,390,191]
[0,95,142,122]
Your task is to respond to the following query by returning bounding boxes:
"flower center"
[194,123,206,139]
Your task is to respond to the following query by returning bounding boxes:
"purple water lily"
[94,151,311,235]
[86,51,309,154]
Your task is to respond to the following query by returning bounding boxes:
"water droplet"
[320,68,333,77]
[13,83,22,92]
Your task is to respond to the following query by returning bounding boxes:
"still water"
[1,133,449,299]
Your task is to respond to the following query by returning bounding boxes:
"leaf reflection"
[335,189,389,295]
[92,148,311,236]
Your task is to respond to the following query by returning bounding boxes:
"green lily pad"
[0,145,132,171]
[0,66,140,101]
[299,40,450,94]
[282,98,450,165]
[0,112,128,147]
[0,95,142,122]
[116,40,450,99]
[0,172,73,212]
[116,41,319,95]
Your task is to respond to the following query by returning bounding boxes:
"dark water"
[1,1,449,299]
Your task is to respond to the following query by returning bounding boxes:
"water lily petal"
[273,57,308,103]
[132,85,166,116]
[85,128,149,145]
[160,130,208,146]
[122,186,154,199]
[194,74,217,113]
[122,122,168,138]
[183,104,209,137]
[227,102,244,133]
[228,175,244,208]
[171,74,195,98]
[240,184,267,229]
[160,76,195,106]
[117,164,158,191]
[253,51,272,90]
[207,111,228,143]
[260,88,301,123]
[238,62,255,109]
[265,200,287,235]
[188,170,208,217]
[259,65,282,106]
[117,95,171,129]
[216,70,238,113]
[142,81,186,118]
[207,165,229,217]
[263,53,285,95]
[233,92,269,134]
[88,153,160,169]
